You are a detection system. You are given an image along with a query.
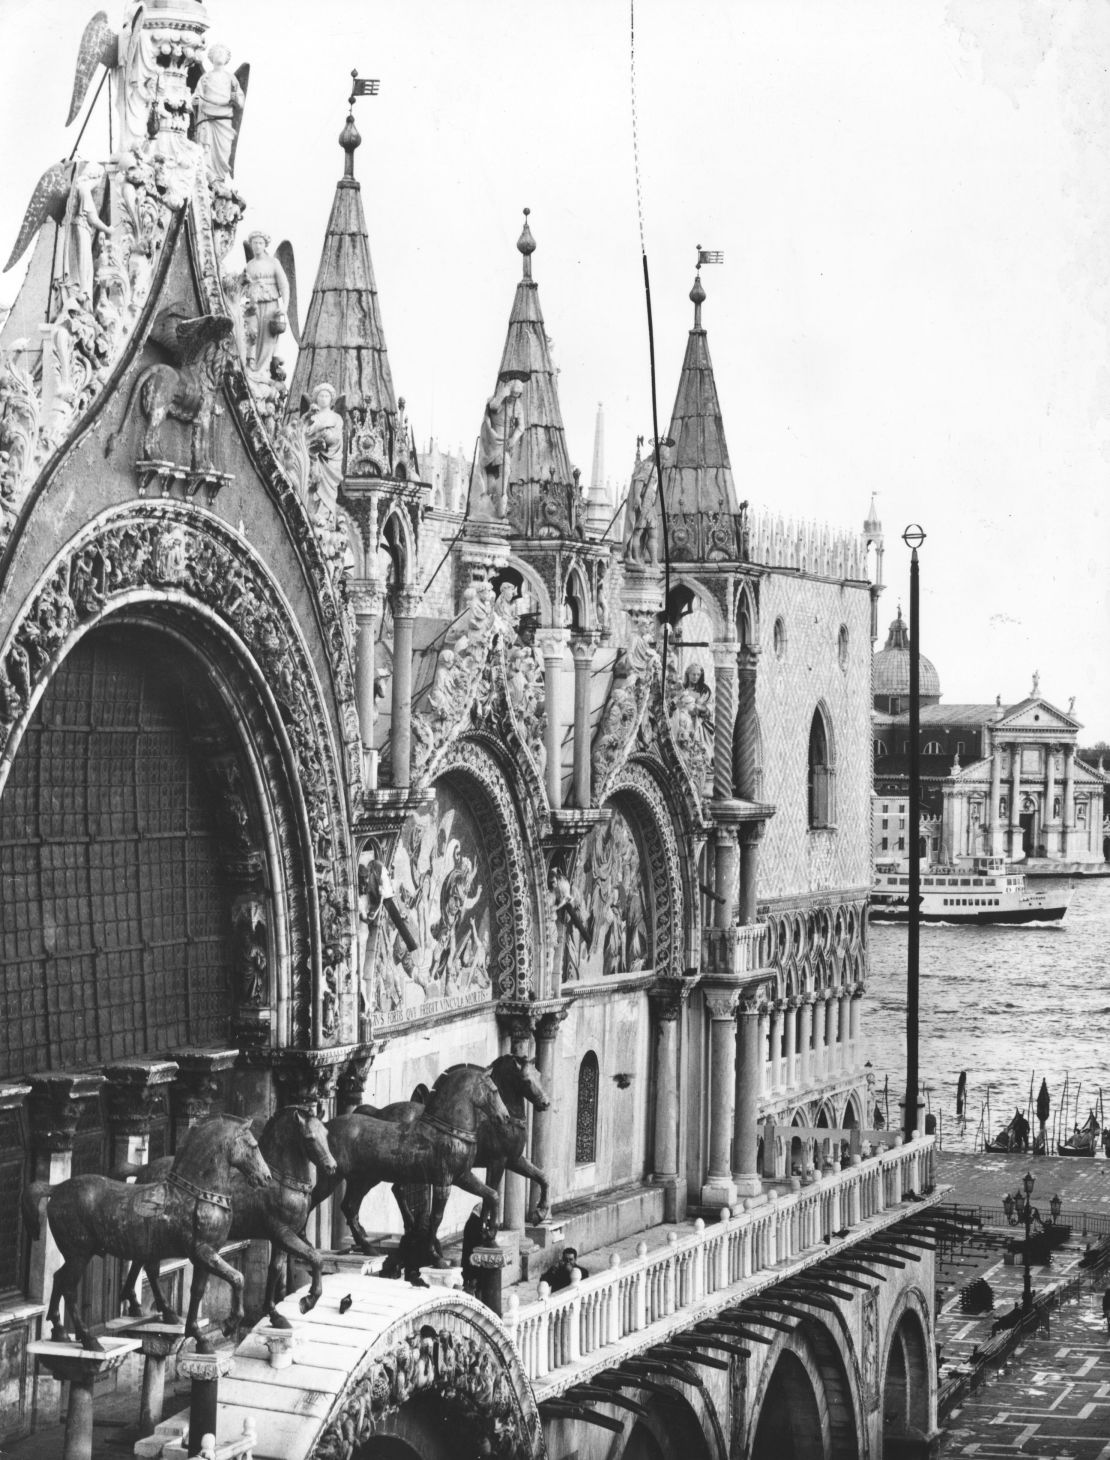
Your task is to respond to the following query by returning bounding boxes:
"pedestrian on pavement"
[1102,1287,1110,1333]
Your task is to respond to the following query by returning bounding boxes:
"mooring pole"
[903,524,926,1144]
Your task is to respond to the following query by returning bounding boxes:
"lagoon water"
[864,875,1110,1152]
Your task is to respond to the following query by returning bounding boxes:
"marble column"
[1009,741,1022,854]
[989,740,1003,856]
[530,1009,566,1221]
[824,995,837,1071]
[784,998,797,1086]
[769,1003,784,1090]
[837,992,850,1072]
[649,987,683,1186]
[712,642,738,801]
[1063,747,1076,843]
[352,582,384,786]
[758,1008,771,1095]
[734,645,760,801]
[389,589,419,789]
[537,630,566,808]
[738,827,761,926]
[798,996,813,1086]
[701,984,739,1208]
[570,634,597,810]
[1045,744,1057,830]
[850,984,863,1062]
[101,1059,178,1178]
[732,994,764,1198]
[714,830,738,929]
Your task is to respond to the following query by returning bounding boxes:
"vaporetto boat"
[870,856,1071,925]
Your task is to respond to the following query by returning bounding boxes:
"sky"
[1,0,1108,739]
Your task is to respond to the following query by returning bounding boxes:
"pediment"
[993,698,1079,735]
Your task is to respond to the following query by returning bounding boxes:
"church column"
[101,1060,178,1178]
[390,589,420,789]
[530,1009,567,1219]
[1009,741,1022,855]
[734,645,760,801]
[352,583,384,787]
[769,1003,784,1090]
[649,988,683,1195]
[712,642,738,801]
[1063,746,1076,848]
[570,634,597,809]
[732,991,764,1199]
[738,826,761,926]
[537,630,566,808]
[1045,743,1058,833]
[701,983,740,1208]
[798,996,814,1086]
[714,829,738,928]
[989,739,1003,855]
[784,997,798,1085]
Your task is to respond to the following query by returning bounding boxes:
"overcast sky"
[2,1,1108,739]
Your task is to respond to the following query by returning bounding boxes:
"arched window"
[808,706,835,828]
[873,739,887,758]
[922,741,943,755]
[576,1053,599,1164]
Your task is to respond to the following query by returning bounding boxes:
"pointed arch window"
[576,1052,599,1165]
[808,705,835,828]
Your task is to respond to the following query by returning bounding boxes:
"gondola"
[1058,1110,1101,1157]
[984,1110,1031,1154]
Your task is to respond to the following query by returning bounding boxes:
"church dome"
[873,607,941,702]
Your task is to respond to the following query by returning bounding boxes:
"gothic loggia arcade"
[0,4,941,1457]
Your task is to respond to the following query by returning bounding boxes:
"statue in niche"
[474,378,523,516]
[623,440,672,566]
[241,231,289,376]
[63,162,111,303]
[670,662,714,764]
[348,403,388,477]
[232,899,268,1005]
[192,44,246,183]
[302,383,346,521]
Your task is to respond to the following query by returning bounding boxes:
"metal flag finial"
[697,244,724,266]
[348,70,381,107]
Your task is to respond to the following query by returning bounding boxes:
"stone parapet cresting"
[504,1133,936,1394]
[700,921,767,976]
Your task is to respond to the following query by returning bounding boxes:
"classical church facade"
[0,5,941,1456]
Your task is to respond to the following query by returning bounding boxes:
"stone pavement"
[939,1285,1110,1459]
[937,1151,1110,1223]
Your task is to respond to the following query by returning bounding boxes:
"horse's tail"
[21,1180,51,1241]
[104,365,155,458]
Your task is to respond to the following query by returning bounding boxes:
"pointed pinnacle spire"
[517,207,536,280]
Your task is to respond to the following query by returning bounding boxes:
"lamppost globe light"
[1002,1192,1015,1222]
[1023,1171,1035,1196]
[1049,1192,1062,1223]
[902,524,926,550]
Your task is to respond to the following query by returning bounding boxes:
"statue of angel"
[241,231,290,376]
[192,45,247,183]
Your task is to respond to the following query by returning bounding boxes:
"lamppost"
[902,524,925,1144]
[1001,1172,1062,1313]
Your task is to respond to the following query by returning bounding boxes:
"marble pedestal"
[177,1347,233,1458]
[28,1338,140,1460]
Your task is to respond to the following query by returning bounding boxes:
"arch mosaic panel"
[370,741,534,1024]
[597,761,685,980]
[562,801,652,982]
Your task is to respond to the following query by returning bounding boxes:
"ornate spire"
[660,270,738,519]
[288,108,399,433]
[470,210,578,538]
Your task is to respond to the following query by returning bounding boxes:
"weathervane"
[349,69,380,106]
[696,244,724,266]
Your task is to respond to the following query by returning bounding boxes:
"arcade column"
[536,630,567,808]
[570,633,598,809]
[389,589,421,789]
[529,1006,569,1226]
[701,980,740,1209]
[351,581,384,787]
[768,1003,784,1091]
[649,984,685,1219]
[738,826,762,926]
[733,644,761,802]
[798,995,814,1086]
[783,996,798,1086]
[712,641,738,802]
[732,987,767,1199]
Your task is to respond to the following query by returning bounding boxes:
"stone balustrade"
[701,922,767,977]
[504,1134,936,1395]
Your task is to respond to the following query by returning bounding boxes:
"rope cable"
[630,0,673,689]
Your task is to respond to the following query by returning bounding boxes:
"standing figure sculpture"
[241,231,289,377]
[303,382,345,521]
[192,45,246,183]
[474,378,524,517]
[23,1114,271,1353]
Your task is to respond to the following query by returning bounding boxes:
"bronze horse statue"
[316,1067,511,1255]
[119,1104,336,1328]
[363,1054,552,1255]
[24,1113,270,1352]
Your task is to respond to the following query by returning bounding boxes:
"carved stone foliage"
[0,505,354,1046]
[601,765,685,981]
[311,1311,539,1460]
[369,742,535,1024]
[592,629,661,801]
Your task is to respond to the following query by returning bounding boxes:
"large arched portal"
[882,1308,932,1457]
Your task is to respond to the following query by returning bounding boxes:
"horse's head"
[503,1052,551,1112]
[476,1073,512,1126]
[290,1105,337,1177]
[229,1117,272,1190]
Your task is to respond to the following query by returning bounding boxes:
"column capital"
[535,628,567,660]
[393,587,422,619]
[270,1045,356,1108]
[569,632,599,663]
[498,997,571,1044]
[648,977,694,1021]
[167,1047,239,1126]
[737,643,761,673]
[337,1044,379,1110]
[702,977,743,1021]
[26,1071,105,1154]
[712,640,740,670]
[101,1059,178,1138]
[349,579,386,619]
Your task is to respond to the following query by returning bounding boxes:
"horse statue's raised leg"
[448,1168,501,1231]
[184,1243,246,1352]
[499,1153,550,1225]
[262,1223,327,1322]
[339,1173,380,1254]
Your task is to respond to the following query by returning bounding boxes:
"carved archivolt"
[0,502,354,1046]
[309,1297,543,1460]
[604,762,686,980]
